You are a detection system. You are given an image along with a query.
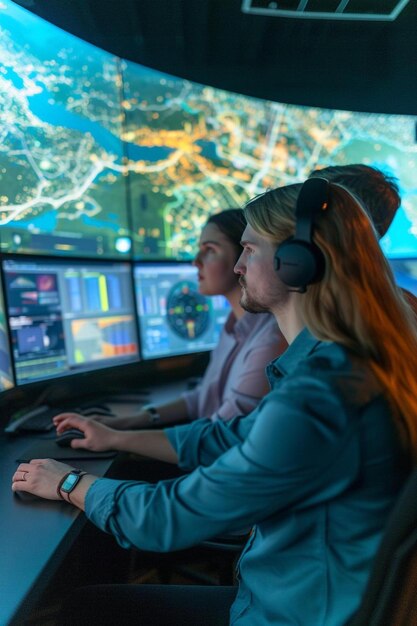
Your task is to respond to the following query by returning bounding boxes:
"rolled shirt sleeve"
[86,373,361,553]
[84,338,406,625]
[164,410,257,471]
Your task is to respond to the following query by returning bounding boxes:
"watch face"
[61,472,80,493]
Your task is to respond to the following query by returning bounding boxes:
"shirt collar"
[224,311,266,338]
[271,327,322,376]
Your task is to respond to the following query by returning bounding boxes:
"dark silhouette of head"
[309,164,401,238]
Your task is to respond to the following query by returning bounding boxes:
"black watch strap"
[143,404,161,426]
[57,469,87,502]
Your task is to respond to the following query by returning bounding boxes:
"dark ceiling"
[12,0,417,115]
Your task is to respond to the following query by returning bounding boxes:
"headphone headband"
[294,177,329,241]
[274,177,329,291]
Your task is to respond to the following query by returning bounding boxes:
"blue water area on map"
[29,92,123,155]
[30,91,174,163]
[5,207,123,235]
[6,211,57,231]
[31,92,174,163]
[126,144,174,162]
[81,215,124,232]
[4,4,174,166]
[3,65,24,90]
[196,140,219,160]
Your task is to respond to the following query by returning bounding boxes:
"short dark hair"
[309,164,401,238]
[206,209,246,258]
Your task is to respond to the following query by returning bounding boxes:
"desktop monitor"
[389,258,417,296]
[0,273,14,392]
[134,262,230,359]
[3,257,139,385]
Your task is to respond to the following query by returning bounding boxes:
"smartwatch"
[142,404,161,426]
[57,469,87,502]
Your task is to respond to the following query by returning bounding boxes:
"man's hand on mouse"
[52,413,118,451]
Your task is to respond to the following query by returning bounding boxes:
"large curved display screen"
[122,60,417,260]
[0,0,416,265]
[0,0,130,258]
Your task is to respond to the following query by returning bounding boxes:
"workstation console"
[1,0,417,623]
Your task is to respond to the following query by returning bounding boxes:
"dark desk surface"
[0,381,186,626]
[0,433,114,626]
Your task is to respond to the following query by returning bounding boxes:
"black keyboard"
[5,403,115,434]
[5,406,63,434]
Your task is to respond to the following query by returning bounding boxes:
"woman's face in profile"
[194,223,239,297]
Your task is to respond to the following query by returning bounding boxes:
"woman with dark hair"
[73,208,284,430]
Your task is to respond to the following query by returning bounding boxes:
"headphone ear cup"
[275,238,325,288]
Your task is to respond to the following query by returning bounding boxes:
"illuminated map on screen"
[0,0,416,262]
[0,0,131,258]
[122,61,417,260]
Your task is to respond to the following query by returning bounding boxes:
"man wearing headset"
[13,178,417,626]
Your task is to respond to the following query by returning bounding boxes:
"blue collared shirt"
[86,329,407,625]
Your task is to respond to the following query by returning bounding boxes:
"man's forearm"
[119,398,189,430]
[112,429,179,464]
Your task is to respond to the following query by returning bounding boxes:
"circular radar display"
[166,281,210,340]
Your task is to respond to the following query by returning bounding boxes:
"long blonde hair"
[244,182,417,459]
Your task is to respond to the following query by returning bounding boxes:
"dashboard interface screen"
[3,258,139,384]
[134,263,230,359]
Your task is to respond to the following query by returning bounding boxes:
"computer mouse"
[55,428,86,447]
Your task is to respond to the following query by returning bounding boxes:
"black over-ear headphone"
[274,177,329,292]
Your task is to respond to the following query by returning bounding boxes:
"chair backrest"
[347,467,417,626]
